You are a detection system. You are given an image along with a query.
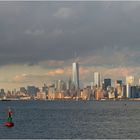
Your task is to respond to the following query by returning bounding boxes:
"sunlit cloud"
[47,68,65,76]
[13,73,27,82]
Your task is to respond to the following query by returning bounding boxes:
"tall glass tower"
[72,62,79,90]
[94,72,101,87]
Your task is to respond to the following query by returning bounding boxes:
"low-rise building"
[36,92,46,100]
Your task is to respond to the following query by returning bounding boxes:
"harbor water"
[0,100,140,139]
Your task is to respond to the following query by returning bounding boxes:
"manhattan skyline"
[1,1,140,90]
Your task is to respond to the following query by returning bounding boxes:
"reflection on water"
[0,100,140,139]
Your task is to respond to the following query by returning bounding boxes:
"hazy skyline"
[1,1,140,90]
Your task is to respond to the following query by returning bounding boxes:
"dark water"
[0,100,140,139]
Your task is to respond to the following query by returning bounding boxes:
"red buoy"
[5,122,14,127]
[5,108,14,127]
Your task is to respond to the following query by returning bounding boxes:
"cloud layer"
[0,2,140,89]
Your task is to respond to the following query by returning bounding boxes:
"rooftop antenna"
[72,48,76,63]
[74,50,77,62]
[73,48,79,63]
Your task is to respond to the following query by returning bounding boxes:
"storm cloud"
[0,1,140,66]
[1,1,140,89]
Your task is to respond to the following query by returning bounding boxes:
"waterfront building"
[54,80,57,89]
[131,86,138,98]
[20,87,27,93]
[126,76,134,85]
[20,96,31,100]
[55,92,64,99]
[42,83,48,94]
[95,87,104,100]
[61,81,66,91]
[19,92,26,97]
[103,78,111,90]
[90,82,94,90]
[0,89,5,98]
[94,72,101,87]
[27,86,39,96]
[122,85,126,98]
[115,80,122,87]
[55,80,66,92]
[48,86,55,100]
[116,85,123,98]
[126,84,131,98]
[107,86,115,99]
[72,62,80,90]
[136,86,140,98]
[57,80,62,92]
[80,87,91,100]
[67,77,72,90]
[114,80,123,98]
[36,92,46,100]
[138,78,140,86]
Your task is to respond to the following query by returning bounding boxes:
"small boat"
[5,108,14,127]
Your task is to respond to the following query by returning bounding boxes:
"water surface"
[0,100,139,139]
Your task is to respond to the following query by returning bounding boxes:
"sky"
[1,1,140,90]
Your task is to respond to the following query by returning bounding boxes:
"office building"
[103,78,111,90]
[108,86,115,99]
[94,72,101,87]
[20,87,27,94]
[36,91,46,100]
[95,87,104,100]
[126,84,131,98]
[42,84,48,94]
[122,85,126,98]
[27,86,39,96]
[131,86,138,98]
[48,86,55,100]
[126,76,134,85]
[67,77,72,90]
[115,80,122,87]
[72,62,80,90]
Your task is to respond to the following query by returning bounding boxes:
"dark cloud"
[0,2,140,67]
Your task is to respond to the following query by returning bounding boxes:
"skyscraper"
[103,78,111,90]
[94,72,101,87]
[126,76,134,85]
[72,62,80,90]
[126,84,131,98]
[115,80,122,87]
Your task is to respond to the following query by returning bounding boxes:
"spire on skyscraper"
[72,49,80,90]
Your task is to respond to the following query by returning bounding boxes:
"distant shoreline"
[1,98,140,101]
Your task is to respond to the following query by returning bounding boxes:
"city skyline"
[1,2,140,90]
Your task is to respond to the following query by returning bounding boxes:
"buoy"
[5,122,14,127]
[5,108,14,127]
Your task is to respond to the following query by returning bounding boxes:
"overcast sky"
[1,1,140,90]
